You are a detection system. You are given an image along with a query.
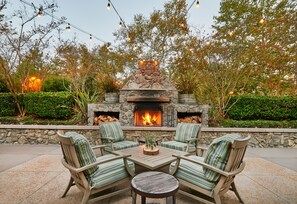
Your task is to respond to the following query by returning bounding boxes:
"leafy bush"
[226,95,297,120]
[0,93,18,116]
[41,76,71,92]
[0,79,9,93]
[23,92,75,119]
[219,119,297,128]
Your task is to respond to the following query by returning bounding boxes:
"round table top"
[131,171,179,198]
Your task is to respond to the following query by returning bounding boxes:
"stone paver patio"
[0,144,296,204]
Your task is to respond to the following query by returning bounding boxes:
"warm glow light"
[228,31,234,36]
[259,18,265,24]
[107,2,110,10]
[206,41,210,45]
[142,112,158,126]
[66,23,71,32]
[196,0,200,8]
[24,77,42,93]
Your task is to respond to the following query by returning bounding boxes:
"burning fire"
[142,112,158,126]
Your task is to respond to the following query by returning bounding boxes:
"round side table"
[131,171,179,204]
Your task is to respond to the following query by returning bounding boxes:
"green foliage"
[0,79,9,92]
[23,92,75,119]
[226,95,297,120]
[0,93,18,116]
[42,76,71,92]
[219,119,297,128]
[143,132,157,148]
[73,91,99,124]
[0,116,76,125]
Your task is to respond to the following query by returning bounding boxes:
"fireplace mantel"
[127,97,170,103]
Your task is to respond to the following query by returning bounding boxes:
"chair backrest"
[57,131,97,189]
[213,135,250,193]
[175,123,201,143]
[99,121,124,142]
[203,134,242,182]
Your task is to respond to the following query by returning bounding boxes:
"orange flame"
[142,112,158,126]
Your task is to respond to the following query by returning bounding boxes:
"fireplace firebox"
[134,104,162,126]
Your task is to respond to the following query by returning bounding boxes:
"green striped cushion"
[99,122,124,142]
[88,154,135,188]
[204,134,242,182]
[65,132,98,176]
[160,141,196,153]
[170,156,216,191]
[104,140,139,151]
[175,123,200,143]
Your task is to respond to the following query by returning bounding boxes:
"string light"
[119,21,123,28]
[89,34,92,41]
[228,31,234,36]
[66,23,71,31]
[195,0,200,8]
[36,8,43,17]
[107,1,111,11]
[259,18,265,24]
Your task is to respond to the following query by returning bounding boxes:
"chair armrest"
[129,134,141,142]
[61,154,132,173]
[196,145,208,157]
[91,145,107,156]
[185,138,199,145]
[91,144,107,150]
[172,154,245,177]
[98,137,114,142]
[160,134,172,142]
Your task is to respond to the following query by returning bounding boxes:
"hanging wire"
[108,0,128,29]
[19,0,108,44]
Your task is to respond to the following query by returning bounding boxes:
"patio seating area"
[0,143,296,204]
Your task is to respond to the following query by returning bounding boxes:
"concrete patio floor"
[0,144,296,204]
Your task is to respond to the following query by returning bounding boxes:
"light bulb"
[196,0,200,8]
[259,18,265,24]
[66,23,71,32]
[119,21,122,28]
[89,34,92,41]
[107,2,110,10]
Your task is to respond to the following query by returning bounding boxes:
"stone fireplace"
[88,60,209,127]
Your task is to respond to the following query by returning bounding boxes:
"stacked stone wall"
[0,125,296,148]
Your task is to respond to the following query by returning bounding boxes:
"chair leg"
[231,182,244,203]
[131,189,137,204]
[213,194,221,204]
[81,189,91,204]
[61,177,74,198]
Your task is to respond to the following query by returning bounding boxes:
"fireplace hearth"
[88,60,209,127]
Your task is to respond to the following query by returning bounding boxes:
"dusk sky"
[5,0,221,46]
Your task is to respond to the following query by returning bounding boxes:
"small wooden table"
[113,145,189,173]
[131,171,179,204]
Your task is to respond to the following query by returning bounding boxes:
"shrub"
[23,92,75,119]
[226,95,297,120]
[0,79,9,93]
[41,76,71,92]
[0,93,18,116]
[219,119,297,128]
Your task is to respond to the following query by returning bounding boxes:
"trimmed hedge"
[23,92,75,119]
[227,95,297,120]
[219,119,297,128]
[0,93,18,116]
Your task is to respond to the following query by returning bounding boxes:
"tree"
[0,0,63,116]
[212,0,297,96]
[114,0,189,74]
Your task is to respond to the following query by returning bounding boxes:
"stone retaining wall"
[0,125,296,148]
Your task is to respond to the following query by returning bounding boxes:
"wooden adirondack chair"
[170,134,251,204]
[57,131,135,204]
